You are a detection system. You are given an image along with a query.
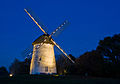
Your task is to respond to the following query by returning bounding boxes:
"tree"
[9,58,31,75]
[75,50,104,76]
[56,54,76,75]
[96,34,120,64]
[96,34,120,78]
[9,59,20,75]
[0,66,8,77]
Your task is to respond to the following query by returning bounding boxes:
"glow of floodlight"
[9,74,13,77]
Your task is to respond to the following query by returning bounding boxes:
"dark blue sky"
[0,0,120,69]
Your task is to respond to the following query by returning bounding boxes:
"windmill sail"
[21,45,33,59]
[51,39,75,63]
[21,39,46,59]
[24,8,75,75]
[24,8,48,34]
[50,20,70,37]
[55,46,72,74]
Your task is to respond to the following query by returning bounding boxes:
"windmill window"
[39,58,41,61]
[45,66,48,72]
[44,39,46,42]
[49,68,51,72]
[35,45,40,49]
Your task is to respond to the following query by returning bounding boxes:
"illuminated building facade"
[30,35,57,74]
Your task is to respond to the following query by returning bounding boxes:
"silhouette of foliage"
[9,58,31,75]
[0,66,8,77]
[56,54,76,75]
[96,34,120,78]
[74,34,120,78]
[96,34,120,64]
[75,50,104,76]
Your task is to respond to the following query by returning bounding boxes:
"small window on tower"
[39,58,41,61]
[45,66,48,72]
[35,45,40,49]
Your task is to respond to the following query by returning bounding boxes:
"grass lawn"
[0,75,120,84]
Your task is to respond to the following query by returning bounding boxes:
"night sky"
[0,0,120,69]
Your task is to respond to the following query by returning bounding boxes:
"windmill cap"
[32,34,54,45]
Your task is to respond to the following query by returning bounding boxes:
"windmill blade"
[21,40,45,59]
[55,46,71,65]
[55,46,67,60]
[55,46,73,74]
[21,45,33,59]
[26,8,48,33]
[24,8,47,34]
[51,39,75,63]
[49,20,70,37]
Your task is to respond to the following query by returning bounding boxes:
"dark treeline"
[1,34,120,78]
[0,66,8,77]
[9,58,31,75]
[73,34,120,78]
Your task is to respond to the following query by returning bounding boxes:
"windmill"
[24,8,75,75]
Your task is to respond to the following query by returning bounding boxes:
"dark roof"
[32,34,54,45]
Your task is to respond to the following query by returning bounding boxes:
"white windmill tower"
[24,8,75,75]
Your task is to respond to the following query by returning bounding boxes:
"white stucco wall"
[30,43,57,74]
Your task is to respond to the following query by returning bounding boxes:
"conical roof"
[32,34,54,45]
